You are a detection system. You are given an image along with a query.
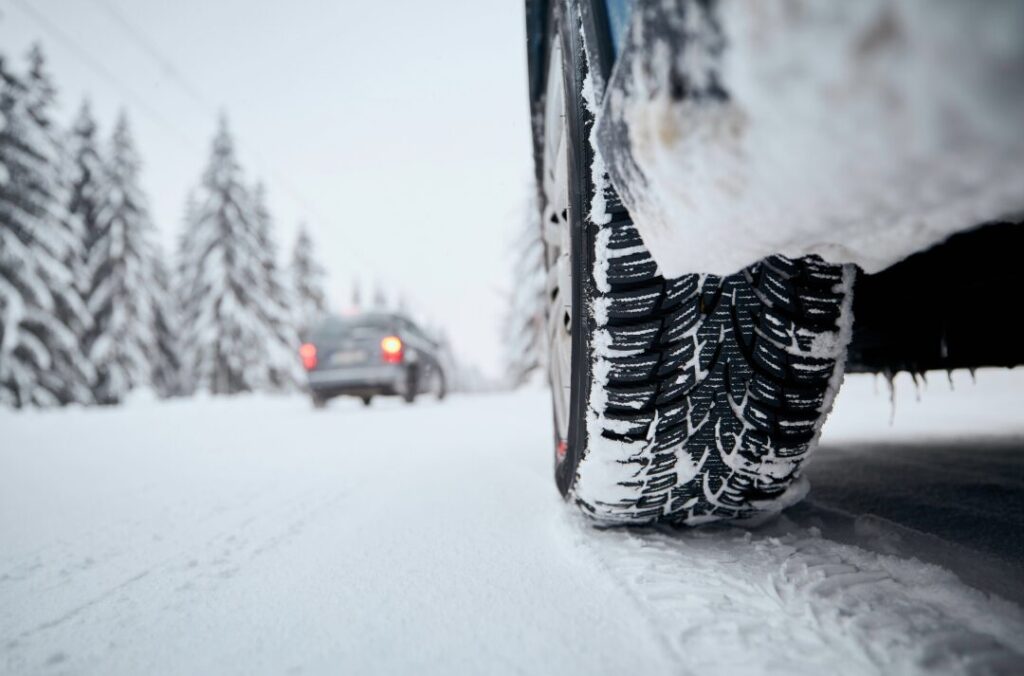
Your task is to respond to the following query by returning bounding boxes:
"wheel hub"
[542,39,574,462]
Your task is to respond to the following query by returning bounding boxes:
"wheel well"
[847,220,1024,374]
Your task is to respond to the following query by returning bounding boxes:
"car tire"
[539,0,855,524]
[403,368,417,404]
[434,368,447,401]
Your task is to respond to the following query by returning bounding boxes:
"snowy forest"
[0,44,331,408]
[502,195,546,388]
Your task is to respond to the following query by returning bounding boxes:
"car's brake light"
[380,335,403,364]
[299,343,318,370]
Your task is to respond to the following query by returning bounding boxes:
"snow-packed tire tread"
[542,0,853,524]
[577,207,852,524]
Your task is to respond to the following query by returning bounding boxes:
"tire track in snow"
[569,514,1024,675]
[1,487,350,673]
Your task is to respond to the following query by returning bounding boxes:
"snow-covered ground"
[1,370,1022,675]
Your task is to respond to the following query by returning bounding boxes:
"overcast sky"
[0,0,533,378]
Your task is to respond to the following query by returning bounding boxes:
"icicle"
[885,369,896,425]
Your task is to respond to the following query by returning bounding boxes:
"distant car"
[526,0,1024,525]
[300,313,447,408]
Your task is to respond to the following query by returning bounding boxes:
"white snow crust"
[2,374,1024,674]
[603,0,1024,277]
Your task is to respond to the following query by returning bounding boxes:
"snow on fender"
[596,0,1024,277]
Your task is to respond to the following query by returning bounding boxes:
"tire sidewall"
[548,0,595,497]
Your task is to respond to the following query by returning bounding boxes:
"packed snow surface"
[600,0,1024,277]
[2,371,1023,675]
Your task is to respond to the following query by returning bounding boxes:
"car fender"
[595,0,1024,277]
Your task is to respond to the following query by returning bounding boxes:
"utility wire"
[82,0,376,272]
[11,0,375,272]
[87,0,218,115]
[8,0,200,152]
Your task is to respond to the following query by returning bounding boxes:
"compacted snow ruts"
[1,371,1023,674]
[576,518,1024,675]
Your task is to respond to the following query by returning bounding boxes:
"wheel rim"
[542,37,573,464]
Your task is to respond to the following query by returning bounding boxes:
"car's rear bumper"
[308,365,404,397]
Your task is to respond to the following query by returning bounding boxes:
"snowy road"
[2,371,1023,675]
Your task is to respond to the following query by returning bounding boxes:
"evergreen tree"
[66,100,103,299]
[177,118,299,395]
[66,101,110,401]
[251,182,301,389]
[503,196,547,387]
[395,293,410,316]
[0,46,92,407]
[351,278,362,310]
[372,282,388,310]
[27,46,95,403]
[434,327,458,392]
[150,250,181,398]
[83,112,161,403]
[289,224,326,336]
[173,193,199,394]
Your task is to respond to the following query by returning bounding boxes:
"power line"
[10,0,376,272]
[82,0,376,272]
[8,0,200,152]
[87,0,217,115]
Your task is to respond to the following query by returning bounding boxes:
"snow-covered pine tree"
[82,111,162,404]
[150,250,181,398]
[177,118,299,395]
[251,182,301,390]
[173,193,199,394]
[67,101,113,402]
[351,278,362,310]
[289,224,326,337]
[0,46,92,407]
[503,195,547,387]
[395,293,410,316]
[66,100,104,294]
[372,283,388,310]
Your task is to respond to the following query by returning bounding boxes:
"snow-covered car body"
[588,0,1024,277]
[526,0,1024,375]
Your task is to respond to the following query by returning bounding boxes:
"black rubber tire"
[541,1,855,525]
[402,368,417,404]
[436,369,447,401]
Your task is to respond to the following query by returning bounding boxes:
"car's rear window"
[312,315,397,342]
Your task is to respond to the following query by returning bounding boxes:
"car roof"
[314,312,415,331]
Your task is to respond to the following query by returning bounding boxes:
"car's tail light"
[380,335,403,364]
[299,343,318,370]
